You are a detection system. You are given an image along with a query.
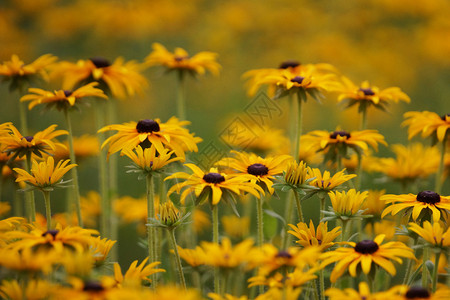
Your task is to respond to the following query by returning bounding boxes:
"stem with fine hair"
[212,204,220,294]
[293,189,304,223]
[432,251,441,292]
[294,91,304,160]
[146,173,157,288]
[359,103,368,130]
[282,192,295,249]
[319,193,326,222]
[256,196,264,247]
[355,152,363,190]
[176,70,186,120]
[422,247,429,288]
[434,136,447,194]
[63,108,83,227]
[168,228,186,289]
[403,235,418,285]
[42,191,52,230]
[25,154,36,222]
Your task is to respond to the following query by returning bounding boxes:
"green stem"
[63,108,83,227]
[293,190,304,223]
[355,152,363,190]
[19,100,28,136]
[294,91,304,160]
[282,192,295,249]
[319,193,326,222]
[42,191,52,230]
[320,269,325,300]
[146,174,156,288]
[312,278,320,300]
[176,70,186,120]
[434,136,446,194]
[212,205,220,294]
[107,99,118,200]
[168,228,186,289]
[432,251,440,292]
[422,247,429,288]
[403,236,418,285]
[256,197,264,247]
[25,154,36,222]
[96,101,109,237]
[359,104,368,130]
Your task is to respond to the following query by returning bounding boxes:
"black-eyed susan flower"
[381,191,450,223]
[217,150,292,194]
[20,82,107,111]
[222,215,250,239]
[306,167,356,191]
[113,257,165,288]
[273,160,315,193]
[336,77,410,111]
[99,117,201,160]
[166,164,264,206]
[0,54,57,91]
[362,190,387,218]
[58,248,95,277]
[13,156,76,192]
[248,267,317,289]
[145,42,221,77]
[90,236,116,264]
[0,279,55,300]
[0,247,57,274]
[320,234,415,282]
[403,111,450,142]
[408,221,450,249]
[399,286,450,300]
[0,123,67,160]
[54,277,117,299]
[51,57,148,99]
[256,286,303,300]
[325,282,407,300]
[288,220,341,250]
[177,245,207,268]
[324,189,369,222]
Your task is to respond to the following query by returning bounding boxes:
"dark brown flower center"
[416,191,440,204]
[330,131,351,139]
[83,281,105,292]
[22,136,34,142]
[359,87,375,96]
[64,90,73,97]
[279,61,300,69]
[175,56,188,62]
[405,286,430,299]
[354,240,379,254]
[247,163,269,176]
[42,229,59,238]
[441,113,450,121]
[203,172,225,184]
[276,251,293,259]
[136,119,160,133]
[89,57,111,68]
[290,76,305,84]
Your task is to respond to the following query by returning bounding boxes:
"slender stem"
[168,228,186,289]
[422,247,429,288]
[212,205,220,294]
[146,174,156,288]
[96,101,109,237]
[63,109,83,227]
[107,99,118,200]
[282,192,295,249]
[176,70,186,120]
[293,190,304,223]
[432,251,441,292]
[359,104,368,130]
[25,154,36,222]
[42,191,52,230]
[355,152,363,190]
[319,193,326,222]
[320,269,325,300]
[403,236,418,285]
[312,278,320,300]
[19,100,28,136]
[294,91,304,160]
[434,137,446,194]
[256,197,264,247]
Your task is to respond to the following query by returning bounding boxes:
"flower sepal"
[321,208,372,223]
[19,179,74,193]
[146,212,191,231]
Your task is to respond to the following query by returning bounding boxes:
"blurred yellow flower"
[113,257,165,287]
[408,221,450,249]
[222,215,250,239]
[53,134,100,162]
[403,111,450,142]
[0,279,55,300]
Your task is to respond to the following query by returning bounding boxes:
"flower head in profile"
[0,123,67,160]
[273,160,318,196]
[306,167,356,192]
[113,257,165,287]
[145,42,221,77]
[381,191,450,223]
[217,150,292,194]
[149,200,190,230]
[13,156,76,191]
[288,220,341,250]
[408,221,450,250]
[99,117,201,160]
[166,164,264,207]
[402,111,450,142]
[51,57,148,99]
[320,234,415,282]
[323,189,369,222]
[20,82,107,111]
[0,54,57,91]
[335,77,410,112]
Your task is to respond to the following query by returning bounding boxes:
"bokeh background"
[2,0,449,266]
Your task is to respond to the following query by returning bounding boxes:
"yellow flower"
[114,195,159,234]
[402,111,450,142]
[320,234,415,282]
[145,42,221,76]
[248,268,317,289]
[255,286,303,300]
[99,117,202,160]
[217,150,292,194]
[90,236,116,263]
[192,208,211,234]
[13,156,76,191]
[288,220,341,250]
[362,190,387,216]
[80,191,102,228]
[0,279,55,300]
[283,160,309,186]
[113,257,165,287]
[58,248,95,277]
[328,189,368,216]
[51,57,148,99]
[222,215,250,239]
[336,77,410,110]
[209,293,249,300]
[53,134,100,162]
[20,82,107,110]
[0,202,11,216]
[381,191,450,223]
[158,200,182,226]
[0,123,67,159]
[306,167,356,191]
[177,245,207,267]
[325,282,407,300]
[122,144,182,174]
[364,220,399,241]
[408,221,450,249]
[166,164,264,205]
[0,247,57,274]
[399,286,450,300]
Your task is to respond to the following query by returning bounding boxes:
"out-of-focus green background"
[1,0,449,265]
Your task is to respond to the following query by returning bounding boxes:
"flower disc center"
[290,76,305,84]
[416,191,440,204]
[203,172,225,184]
[330,131,351,139]
[279,60,300,69]
[22,136,34,142]
[83,281,105,292]
[441,113,450,121]
[276,250,293,259]
[136,119,161,133]
[247,163,269,176]
[89,57,111,68]
[42,229,59,238]
[354,240,379,254]
[175,56,188,62]
[359,87,375,96]
[405,286,430,299]
[64,90,73,97]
